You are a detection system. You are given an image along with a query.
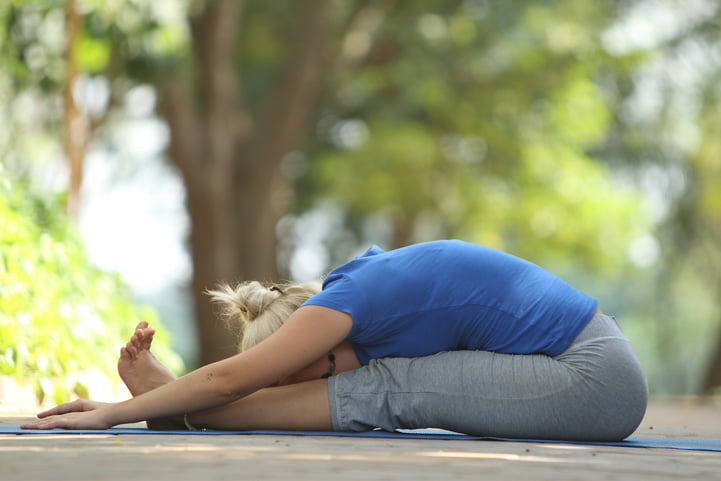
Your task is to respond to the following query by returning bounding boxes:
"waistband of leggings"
[569,312,628,346]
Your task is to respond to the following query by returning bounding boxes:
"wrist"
[99,403,126,429]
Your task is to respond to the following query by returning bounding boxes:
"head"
[207,280,321,352]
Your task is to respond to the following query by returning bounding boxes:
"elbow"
[203,366,251,402]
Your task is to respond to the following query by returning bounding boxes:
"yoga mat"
[1,425,719,452]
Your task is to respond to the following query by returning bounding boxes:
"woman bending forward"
[23,240,647,441]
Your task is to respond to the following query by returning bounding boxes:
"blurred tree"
[597,0,721,393]
[166,0,647,363]
[0,170,183,404]
[4,0,719,395]
[0,1,200,402]
[64,0,85,219]
[299,0,644,272]
[158,0,336,364]
[1,0,648,366]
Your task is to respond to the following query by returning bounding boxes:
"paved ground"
[1,399,720,481]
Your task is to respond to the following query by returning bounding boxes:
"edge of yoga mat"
[1,425,719,452]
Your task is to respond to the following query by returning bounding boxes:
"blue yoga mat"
[1,425,719,452]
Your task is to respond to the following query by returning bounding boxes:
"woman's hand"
[38,399,112,418]
[21,399,115,430]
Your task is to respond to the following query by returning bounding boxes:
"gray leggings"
[328,313,648,441]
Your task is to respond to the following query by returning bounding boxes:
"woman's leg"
[186,380,332,431]
[328,314,647,441]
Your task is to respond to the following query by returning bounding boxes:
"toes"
[143,327,156,346]
[125,324,157,357]
[120,345,136,361]
[131,333,142,351]
[136,327,156,350]
[125,341,138,360]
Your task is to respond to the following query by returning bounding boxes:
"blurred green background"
[1,0,720,404]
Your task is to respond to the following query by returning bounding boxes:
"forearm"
[104,363,251,428]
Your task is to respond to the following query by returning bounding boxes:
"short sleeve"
[302,274,370,327]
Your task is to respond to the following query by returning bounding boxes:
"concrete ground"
[1,399,720,481]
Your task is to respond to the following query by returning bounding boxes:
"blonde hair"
[207,281,321,352]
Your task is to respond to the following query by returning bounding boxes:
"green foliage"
[303,0,647,274]
[0,172,183,404]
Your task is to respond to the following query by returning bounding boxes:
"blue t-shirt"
[303,240,598,365]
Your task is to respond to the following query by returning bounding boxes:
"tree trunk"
[704,314,721,393]
[64,0,85,220]
[160,0,331,365]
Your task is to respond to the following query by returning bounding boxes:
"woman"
[22,240,647,441]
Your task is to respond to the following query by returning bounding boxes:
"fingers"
[21,408,111,430]
[21,413,82,430]
[36,399,85,419]
[21,415,65,430]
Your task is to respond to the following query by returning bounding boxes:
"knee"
[605,365,648,440]
[578,352,649,441]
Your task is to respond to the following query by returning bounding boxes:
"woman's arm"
[22,306,353,430]
[184,379,334,431]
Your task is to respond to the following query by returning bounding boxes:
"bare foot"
[117,321,177,397]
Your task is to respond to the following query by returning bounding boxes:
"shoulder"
[304,274,366,323]
[293,304,354,326]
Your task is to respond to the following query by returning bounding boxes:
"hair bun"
[207,281,281,324]
[206,280,321,352]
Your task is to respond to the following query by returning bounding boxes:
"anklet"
[184,413,205,431]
